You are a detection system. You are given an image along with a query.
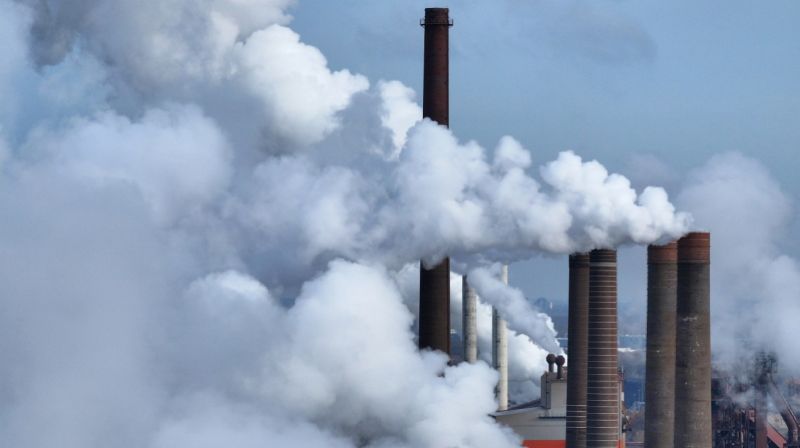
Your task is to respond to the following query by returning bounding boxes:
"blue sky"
[293,1,799,182]
[292,0,800,323]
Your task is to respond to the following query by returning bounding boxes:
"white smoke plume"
[466,277,555,404]
[228,122,690,286]
[397,266,553,405]
[678,153,800,374]
[467,266,561,355]
[0,0,691,446]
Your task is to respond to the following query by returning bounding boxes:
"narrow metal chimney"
[418,7,453,355]
[675,232,712,447]
[493,264,509,411]
[556,355,565,380]
[462,275,477,363]
[644,242,677,448]
[586,249,619,448]
[566,253,590,448]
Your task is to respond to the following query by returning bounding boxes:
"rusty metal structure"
[644,242,677,448]
[418,8,453,355]
[587,249,620,448]
[675,232,712,447]
[712,354,800,448]
[566,253,590,448]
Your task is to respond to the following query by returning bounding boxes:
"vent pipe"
[644,242,677,448]
[418,8,453,356]
[493,264,509,411]
[586,249,619,448]
[462,275,477,363]
[566,253,590,448]
[674,232,712,447]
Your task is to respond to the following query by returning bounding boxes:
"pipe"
[417,7,452,356]
[462,275,477,363]
[566,253,590,448]
[644,242,677,448]
[493,264,509,411]
[547,353,556,373]
[586,249,619,448]
[674,232,712,448]
[767,381,800,445]
[556,355,565,380]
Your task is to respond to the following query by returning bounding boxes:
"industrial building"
[493,354,625,448]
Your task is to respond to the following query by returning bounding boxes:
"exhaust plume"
[0,1,692,446]
[678,153,800,373]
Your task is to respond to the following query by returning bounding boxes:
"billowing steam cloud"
[0,0,691,446]
[467,265,561,355]
[678,153,800,374]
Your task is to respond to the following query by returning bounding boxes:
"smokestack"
[418,7,452,355]
[644,242,677,448]
[586,249,619,448]
[462,276,477,363]
[493,264,509,411]
[566,253,590,448]
[675,232,712,448]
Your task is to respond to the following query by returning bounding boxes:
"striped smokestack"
[586,249,619,448]
[675,232,712,448]
[644,242,677,448]
[462,275,477,363]
[418,7,452,355]
[566,253,590,448]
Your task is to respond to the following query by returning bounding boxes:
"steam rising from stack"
[0,1,697,447]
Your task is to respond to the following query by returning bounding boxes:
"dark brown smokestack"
[675,232,712,448]
[418,8,452,355]
[422,8,451,127]
[566,253,589,448]
[586,249,619,448]
[644,242,677,448]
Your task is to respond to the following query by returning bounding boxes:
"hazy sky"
[292,0,800,320]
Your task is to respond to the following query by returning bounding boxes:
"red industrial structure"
[713,354,800,448]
